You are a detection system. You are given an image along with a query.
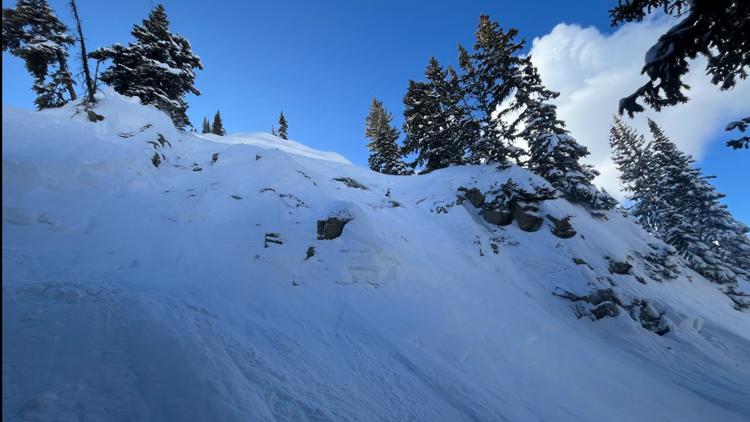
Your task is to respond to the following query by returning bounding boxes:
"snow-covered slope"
[3,93,750,421]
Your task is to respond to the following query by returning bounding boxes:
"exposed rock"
[333,177,368,190]
[458,187,485,208]
[585,288,618,306]
[264,233,283,248]
[151,152,161,168]
[480,206,512,226]
[555,286,672,335]
[510,201,543,232]
[86,110,104,122]
[573,257,588,266]
[317,217,350,240]
[591,301,619,320]
[211,153,219,165]
[305,246,316,260]
[230,195,242,200]
[629,301,672,335]
[547,215,576,239]
[608,260,632,275]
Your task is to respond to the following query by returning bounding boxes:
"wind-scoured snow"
[3,93,749,421]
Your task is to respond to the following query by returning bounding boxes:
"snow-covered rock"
[3,93,750,421]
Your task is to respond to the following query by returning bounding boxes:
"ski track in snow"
[3,92,750,421]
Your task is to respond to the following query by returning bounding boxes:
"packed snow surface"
[3,93,750,421]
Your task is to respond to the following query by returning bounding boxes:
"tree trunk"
[69,0,95,106]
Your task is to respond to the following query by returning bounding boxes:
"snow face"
[3,93,750,421]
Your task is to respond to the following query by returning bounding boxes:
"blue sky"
[2,0,747,223]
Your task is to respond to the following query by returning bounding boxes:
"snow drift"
[3,93,750,421]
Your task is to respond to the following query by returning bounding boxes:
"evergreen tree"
[402,79,439,170]
[271,125,277,136]
[89,4,202,129]
[435,65,478,167]
[365,97,409,175]
[610,0,749,117]
[611,118,749,283]
[523,100,612,208]
[609,1,749,151]
[201,117,211,134]
[609,117,657,227]
[646,120,743,282]
[402,58,474,172]
[278,112,288,140]
[458,16,553,165]
[211,110,225,135]
[2,0,77,109]
[726,117,749,149]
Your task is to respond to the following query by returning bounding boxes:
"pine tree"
[726,116,749,149]
[271,125,277,136]
[211,110,225,135]
[610,118,749,283]
[458,16,547,165]
[201,117,211,134]
[2,0,77,109]
[609,1,749,151]
[402,58,472,172]
[89,4,202,129]
[402,79,439,171]
[611,1,749,117]
[365,97,409,175]
[609,117,657,227]
[646,120,740,283]
[278,112,288,140]
[433,64,477,167]
[523,100,612,208]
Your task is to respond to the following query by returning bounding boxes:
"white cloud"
[529,17,750,198]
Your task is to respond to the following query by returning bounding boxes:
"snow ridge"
[3,93,750,422]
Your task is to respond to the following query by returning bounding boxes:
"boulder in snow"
[547,215,576,239]
[333,177,368,190]
[510,201,543,232]
[591,301,619,320]
[458,187,485,208]
[480,205,512,226]
[608,260,632,275]
[317,217,350,240]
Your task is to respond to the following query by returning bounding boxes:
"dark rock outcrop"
[511,201,543,232]
[608,260,632,275]
[591,301,619,320]
[333,177,368,190]
[86,110,104,122]
[317,217,350,240]
[547,215,576,239]
[459,187,485,209]
[480,206,512,226]
[554,287,672,335]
